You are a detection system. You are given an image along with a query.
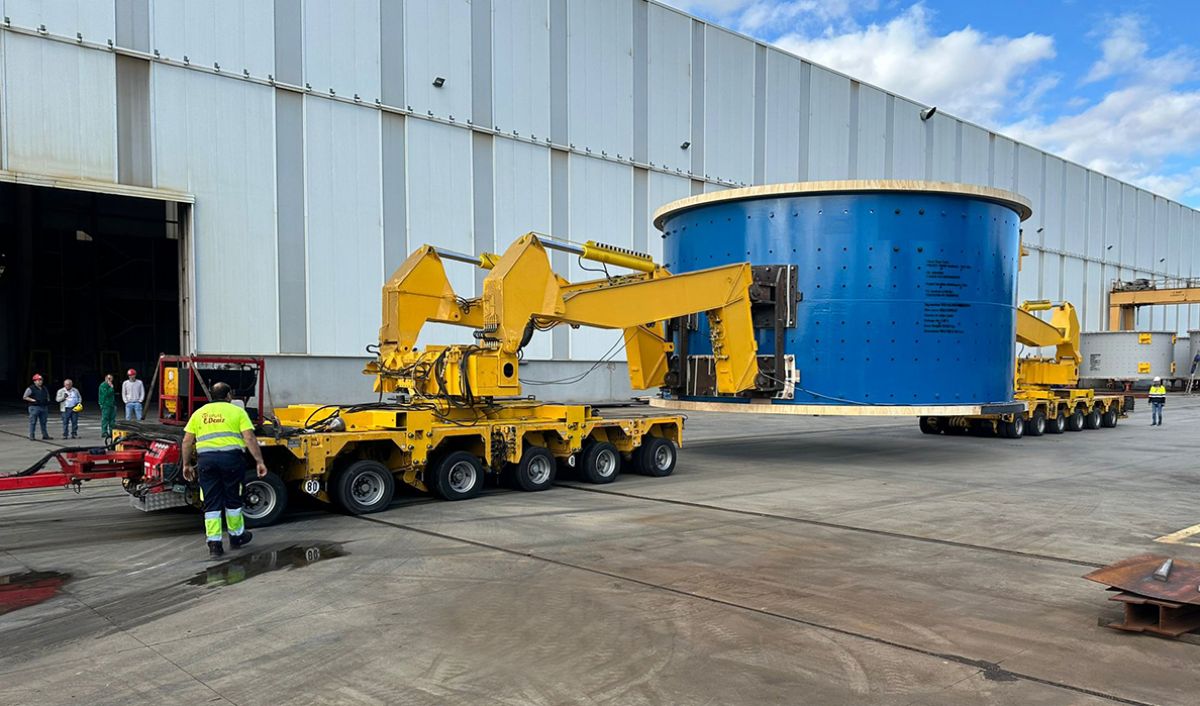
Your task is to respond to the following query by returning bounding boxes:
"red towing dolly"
[0,445,151,492]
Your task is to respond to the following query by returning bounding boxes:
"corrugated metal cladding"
[2,0,1200,363]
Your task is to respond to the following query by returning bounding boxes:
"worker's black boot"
[230,531,253,549]
[208,540,224,558]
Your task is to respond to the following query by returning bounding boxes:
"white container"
[1080,331,1174,380]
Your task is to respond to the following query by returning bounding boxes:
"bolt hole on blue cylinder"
[655,181,1032,407]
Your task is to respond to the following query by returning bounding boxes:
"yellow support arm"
[371,246,484,377]
[556,264,759,393]
[1015,300,1081,387]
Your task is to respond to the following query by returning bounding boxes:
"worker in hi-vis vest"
[181,382,269,557]
[1148,377,1166,427]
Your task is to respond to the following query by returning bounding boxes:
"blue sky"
[663,0,1200,206]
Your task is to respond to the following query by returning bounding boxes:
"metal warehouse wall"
[2,0,1198,397]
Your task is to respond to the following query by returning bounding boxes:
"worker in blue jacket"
[1148,377,1166,426]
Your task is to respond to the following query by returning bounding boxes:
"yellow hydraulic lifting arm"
[368,233,759,398]
[1015,300,1081,387]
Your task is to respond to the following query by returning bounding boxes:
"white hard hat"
[1153,376,1162,382]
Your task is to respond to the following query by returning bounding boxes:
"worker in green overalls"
[98,374,117,441]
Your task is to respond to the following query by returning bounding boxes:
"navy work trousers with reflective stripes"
[198,450,248,540]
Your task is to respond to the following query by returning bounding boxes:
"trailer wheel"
[431,451,485,500]
[513,447,556,492]
[581,441,621,484]
[1066,407,1085,431]
[635,437,677,477]
[1101,408,1119,428]
[1001,416,1024,439]
[332,460,395,514]
[1083,408,1102,430]
[918,417,940,434]
[1027,409,1046,437]
[1046,411,1066,434]
[242,470,288,527]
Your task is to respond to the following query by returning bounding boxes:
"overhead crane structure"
[1109,278,1200,331]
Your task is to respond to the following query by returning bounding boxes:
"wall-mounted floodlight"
[920,106,937,121]
[680,141,691,150]
[432,77,446,88]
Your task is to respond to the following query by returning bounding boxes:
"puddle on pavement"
[0,570,71,616]
[186,543,346,588]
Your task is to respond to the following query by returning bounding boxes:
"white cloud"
[1084,14,1194,85]
[1005,15,1200,203]
[772,4,1055,124]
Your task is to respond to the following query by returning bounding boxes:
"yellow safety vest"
[184,401,253,453]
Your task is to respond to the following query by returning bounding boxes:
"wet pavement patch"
[0,570,71,616]
[187,543,346,587]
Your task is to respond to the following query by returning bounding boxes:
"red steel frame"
[156,355,266,426]
[0,449,146,491]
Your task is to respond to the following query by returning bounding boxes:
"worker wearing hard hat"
[122,368,145,420]
[1149,377,1166,426]
[21,374,52,440]
[180,382,269,557]
[55,379,82,440]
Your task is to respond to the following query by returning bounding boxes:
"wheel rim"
[653,444,673,470]
[1013,418,1024,436]
[595,449,617,477]
[448,461,477,492]
[243,480,276,520]
[352,470,387,507]
[1034,416,1045,434]
[527,455,552,485]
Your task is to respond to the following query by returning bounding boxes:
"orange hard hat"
[127,368,137,376]
[32,373,43,381]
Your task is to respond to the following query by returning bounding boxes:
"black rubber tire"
[1083,408,1102,430]
[1101,408,1119,428]
[635,437,678,477]
[1066,408,1085,432]
[431,450,485,500]
[1026,409,1046,437]
[1046,411,1066,434]
[242,470,288,527]
[1002,416,1024,439]
[581,441,621,484]
[332,460,395,515]
[513,447,556,492]
[918,417,939,434]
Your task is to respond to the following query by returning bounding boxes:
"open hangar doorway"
[0,182,189,401]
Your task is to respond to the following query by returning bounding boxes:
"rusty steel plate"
[1083,554,1200,606]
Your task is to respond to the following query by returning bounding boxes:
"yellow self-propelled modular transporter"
[219,232,768,524]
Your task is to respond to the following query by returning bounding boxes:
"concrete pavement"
[2,398,1199,704]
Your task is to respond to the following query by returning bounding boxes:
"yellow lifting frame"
[370,232,759,397]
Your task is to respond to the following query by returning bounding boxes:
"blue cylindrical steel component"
[655,182,1029,406]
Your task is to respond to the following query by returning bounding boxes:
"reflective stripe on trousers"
[204,511,222,541]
